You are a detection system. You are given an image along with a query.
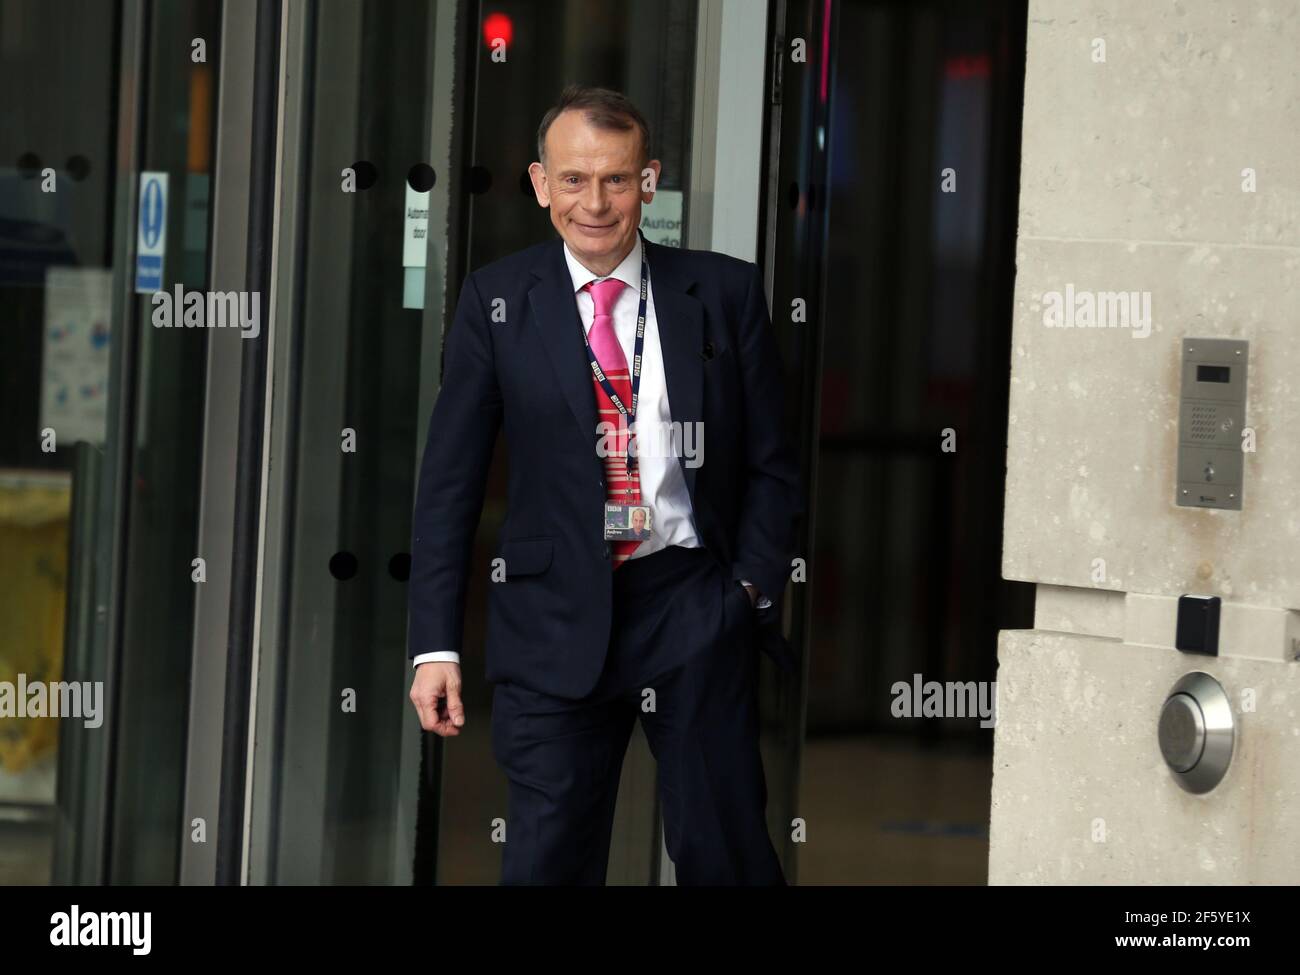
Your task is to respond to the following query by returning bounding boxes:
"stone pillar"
[990,0,1300,883]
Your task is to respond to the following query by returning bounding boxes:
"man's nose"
[581,180,608,212]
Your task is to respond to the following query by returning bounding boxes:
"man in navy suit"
[407,85,801,885]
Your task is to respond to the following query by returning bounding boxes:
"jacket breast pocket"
[703,343,740,389]
[497,536,554,577]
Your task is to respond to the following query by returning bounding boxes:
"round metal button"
[1158,672,1234,794]
[1158,693,1204,772]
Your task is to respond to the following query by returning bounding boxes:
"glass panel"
[107,0,222,884]
[0,0,118,883]
[436,0,699,885]
[769,0,1033,884]
[0,0,221,884]
[464,0,697,267]
[258,0,438,884]
[255,0,698,885]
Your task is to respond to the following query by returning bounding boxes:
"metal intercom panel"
[1176,338,1248,511]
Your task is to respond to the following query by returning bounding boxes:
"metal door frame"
[178,0,273,886]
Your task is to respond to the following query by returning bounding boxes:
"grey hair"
[536,84,652,168]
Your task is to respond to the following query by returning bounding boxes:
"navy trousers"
[490,544,785,885]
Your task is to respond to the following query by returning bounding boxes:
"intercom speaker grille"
[1188,404,1220,442]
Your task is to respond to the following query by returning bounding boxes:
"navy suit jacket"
[407,234,802,699]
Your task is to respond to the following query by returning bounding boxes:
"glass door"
[248,0,705,885]
[439,0,701,887]
[766,0,1033,883]
[0,0,223,884]
[247,0,451,884]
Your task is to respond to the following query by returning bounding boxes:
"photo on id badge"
[605,503,653,541]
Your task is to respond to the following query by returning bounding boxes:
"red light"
[483,12,513,49]
[945,53,991,80]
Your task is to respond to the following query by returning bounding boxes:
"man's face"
[528,110,661,273]
[632,508,646,531]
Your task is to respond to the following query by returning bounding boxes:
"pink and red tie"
[585,278,642,567]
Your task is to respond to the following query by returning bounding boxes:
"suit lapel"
[528,239,600,450]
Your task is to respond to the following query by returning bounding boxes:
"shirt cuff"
[413,651,460,667]
[739,579,773,610]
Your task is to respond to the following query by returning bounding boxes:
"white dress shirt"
[413,233,706,668]
[563,231,703,560]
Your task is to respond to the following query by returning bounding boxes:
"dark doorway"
[767,0,1034,883]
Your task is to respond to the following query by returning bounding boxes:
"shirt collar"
[562,231,643,295]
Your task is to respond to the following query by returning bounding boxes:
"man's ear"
[527,162,550,207]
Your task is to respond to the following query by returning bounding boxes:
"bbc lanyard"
[581,231,650,480]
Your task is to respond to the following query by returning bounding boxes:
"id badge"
[605,503,654,541]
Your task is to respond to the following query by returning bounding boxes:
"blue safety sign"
[135,172,168,293]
